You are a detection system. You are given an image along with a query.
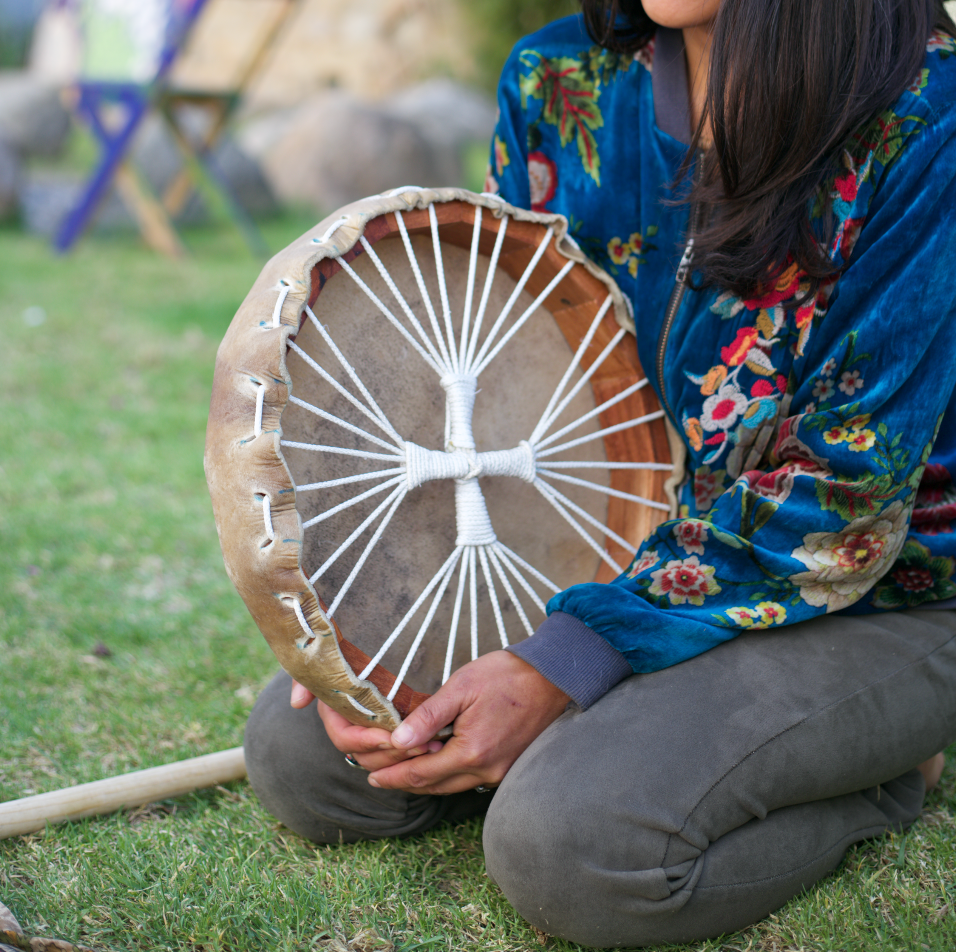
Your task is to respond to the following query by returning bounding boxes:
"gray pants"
[244,609,956,947]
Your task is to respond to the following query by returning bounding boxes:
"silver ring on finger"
[344,754,367,770]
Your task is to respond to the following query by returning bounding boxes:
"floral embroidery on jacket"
[493,135,510,177]
[528,150,557,211]
[871,539,956,608]
[520,51,606,185]
[647,555,722,607]
[491,15,956,675]
[682,260,807,467]
[911,464,956,535]
[606,226,658,277]
[788,500,911,611]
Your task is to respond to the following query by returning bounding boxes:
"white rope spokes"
[469,226,554,374]
[288,396,404,455]
[302,474,406,529]
[535,410,667,460]
[533,478,627,574]
[529,295,614,445]
[538,469,671,513]
[296,468,406,492]
[395,209,456,372]
[310,483,407,584]
[278,201,671,695]
[458,205,483,371]
[338,251,445,375]
[288,340,401,445]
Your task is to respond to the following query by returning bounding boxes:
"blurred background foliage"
[465,0,580,89]
[0,0,45,68]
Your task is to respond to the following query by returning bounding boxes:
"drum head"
[206,188,677,728]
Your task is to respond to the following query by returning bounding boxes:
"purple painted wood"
[53,0,211,253]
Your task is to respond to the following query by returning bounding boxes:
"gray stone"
[0,137,20,220]
[385,78,497,154]
[242,81,496,216]
[0,70,70,157]
[249,90,456,214]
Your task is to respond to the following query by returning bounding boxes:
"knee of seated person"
[483,767,697,948]
[242,674,347,844]
[243,672,303,787]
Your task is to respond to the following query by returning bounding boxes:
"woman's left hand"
[366,650,570,796]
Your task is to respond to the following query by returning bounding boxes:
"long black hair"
[581,0,956,300]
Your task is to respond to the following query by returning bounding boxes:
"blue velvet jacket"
[492,16,956,702]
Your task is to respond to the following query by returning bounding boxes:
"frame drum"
[205,187,680,730]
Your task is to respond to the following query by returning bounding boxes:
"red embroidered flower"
[833,532,885,571]
[626,549,661,578]
[751,380,774,398]
[834,170,858,203]
[694,468,726,511]
[795,302,814,329]
[649,556,722,607]
[701,386,748,431]
[607,237,630,264]
[528,151,558,212]
[893,567,935,593]
[720,327,759,367]
[745,261,802,310]
[674,519,709,555]
[834,217,866,262]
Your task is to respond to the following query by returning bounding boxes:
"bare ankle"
[917,752,945,792]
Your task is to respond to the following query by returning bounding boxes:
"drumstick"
[0,747,246,840]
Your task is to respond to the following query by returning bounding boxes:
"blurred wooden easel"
[55,0,298,257]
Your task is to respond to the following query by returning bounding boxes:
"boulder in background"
[241,80,496,215]
[0,70,70,158]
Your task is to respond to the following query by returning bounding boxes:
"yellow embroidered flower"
[685,416,704,452]
[823,425,850,445]
[494,135,510,176]
[726,606,759,627]
[753,601,787,627]
[700,364,728,397]
[627,257,639,278]
[847,428,877,452]
[845,414,872,431]
[607,236,632,265]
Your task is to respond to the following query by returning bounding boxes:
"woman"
[244,0,956,945]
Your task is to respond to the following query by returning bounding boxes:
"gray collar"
[652,27,692,145]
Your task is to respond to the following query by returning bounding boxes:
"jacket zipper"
[656,156,706,426]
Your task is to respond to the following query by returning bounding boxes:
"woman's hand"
[291,680,442,771]
[366,651,570,796]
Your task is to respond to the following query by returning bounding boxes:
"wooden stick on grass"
[0,747,246,840]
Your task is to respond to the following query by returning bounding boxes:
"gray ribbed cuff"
[507,611,633,709]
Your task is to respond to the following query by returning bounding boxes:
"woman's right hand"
[290,679,443,771]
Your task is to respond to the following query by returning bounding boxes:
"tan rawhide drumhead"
[205,187,682,731]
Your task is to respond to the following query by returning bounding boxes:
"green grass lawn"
[1,220,956,952]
